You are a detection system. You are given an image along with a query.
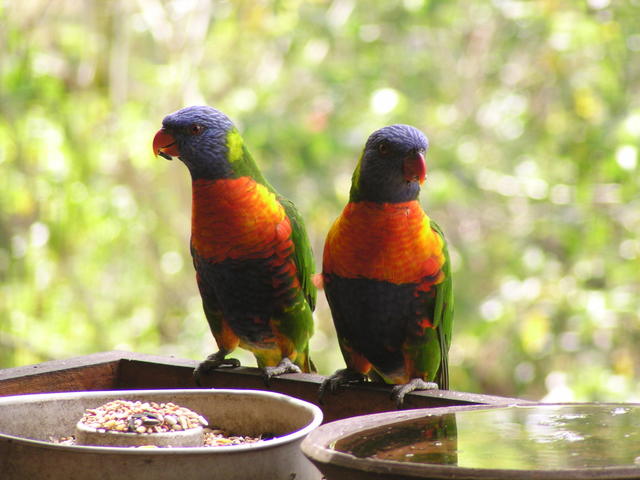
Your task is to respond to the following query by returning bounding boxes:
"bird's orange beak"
[403,151,427,184]
[153,128,180,160]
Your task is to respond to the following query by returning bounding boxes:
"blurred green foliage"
[1,0,639,401]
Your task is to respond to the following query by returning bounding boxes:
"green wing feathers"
[280,196,317,312]
[430,220,454,389]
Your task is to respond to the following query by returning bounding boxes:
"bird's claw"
[318,368,367,404]
[193,353,241,386]
[262,358,302,386]
[391,378,439,409]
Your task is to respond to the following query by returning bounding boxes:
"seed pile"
[79,400,208,434]
[203,428,263,447]
[52,429,264,448]
[50,399,268,447]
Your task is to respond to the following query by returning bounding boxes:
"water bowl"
[302,403,640,480]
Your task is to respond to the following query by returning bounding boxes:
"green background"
[1,0,639,401]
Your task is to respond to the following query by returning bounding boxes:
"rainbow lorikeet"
[319,124,453,407]
[153,106,316,382]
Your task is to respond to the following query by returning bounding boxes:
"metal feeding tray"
[302,403,640,480]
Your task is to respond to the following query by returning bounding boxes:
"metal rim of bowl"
[0,388,324,455]
[301,402,640,480]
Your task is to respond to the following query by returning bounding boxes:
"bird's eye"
[378,142,388,154]
[190,124,204,136]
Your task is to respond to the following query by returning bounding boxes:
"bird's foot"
[391,378,439,409]
[193,352,241,386]
[262,357,302,385]
[318,368,367,404]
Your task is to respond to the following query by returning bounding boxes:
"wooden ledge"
[0,351,528,423]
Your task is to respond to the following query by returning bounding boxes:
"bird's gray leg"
[391,378,439,408]
[262,357,302,385]
[193,350,241,385]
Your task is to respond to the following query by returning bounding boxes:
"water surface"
[334,405,640,470]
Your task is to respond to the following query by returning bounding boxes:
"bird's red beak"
[153,128,180,160]
[403,151,427,184]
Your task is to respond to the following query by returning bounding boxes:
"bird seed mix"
[50,399,264,448]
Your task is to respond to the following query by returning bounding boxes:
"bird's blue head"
[351,124,429,203]
[153,105,236,179]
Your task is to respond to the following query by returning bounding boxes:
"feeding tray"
[0,389,323,480]
[302,403,640,480]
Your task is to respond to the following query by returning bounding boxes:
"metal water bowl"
[302,403,640,480]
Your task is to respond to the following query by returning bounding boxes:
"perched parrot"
[319,124,453,407]
[153,106,316,382]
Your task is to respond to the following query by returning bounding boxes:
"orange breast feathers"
[191,177,294,263]
[323,201,445,285]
